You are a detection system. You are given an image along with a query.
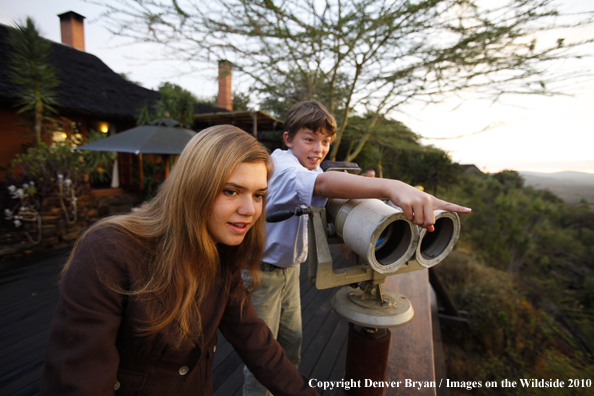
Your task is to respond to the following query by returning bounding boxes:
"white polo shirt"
[263,149,328,268]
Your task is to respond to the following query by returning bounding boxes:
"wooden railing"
[384,269,447,396]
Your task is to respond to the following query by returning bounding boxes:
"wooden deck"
[0,245,447,396]
[0,251,64,396]
[0,247,353,396]
[212,247,354,396]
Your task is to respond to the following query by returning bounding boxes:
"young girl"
[40,125,318,395]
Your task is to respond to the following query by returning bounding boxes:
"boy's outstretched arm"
[313,171,471,231]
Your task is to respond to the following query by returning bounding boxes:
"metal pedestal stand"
[332,283,414,395]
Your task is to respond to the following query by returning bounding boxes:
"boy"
[243,101,470,396]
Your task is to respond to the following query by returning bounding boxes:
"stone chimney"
[217,60,233,111]
[58,11,85,51]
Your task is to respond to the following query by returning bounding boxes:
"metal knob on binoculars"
[265,207,311,223]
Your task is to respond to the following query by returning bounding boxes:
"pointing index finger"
[435,200,472,214]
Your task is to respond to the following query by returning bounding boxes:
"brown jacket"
[40,227,317,395]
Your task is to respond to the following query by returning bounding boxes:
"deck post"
[138,153,143,190]
[343,324,391,395]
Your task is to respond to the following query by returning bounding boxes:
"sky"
[1,0,593,174]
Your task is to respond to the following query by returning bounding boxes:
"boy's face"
[284,128,332,170]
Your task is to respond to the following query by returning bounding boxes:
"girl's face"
[207,162,268,246]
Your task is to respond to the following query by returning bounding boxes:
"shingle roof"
[0,23,227,120]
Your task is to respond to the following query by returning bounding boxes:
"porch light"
[52,132,68,143]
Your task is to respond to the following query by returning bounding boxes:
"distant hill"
[518,171,594,204]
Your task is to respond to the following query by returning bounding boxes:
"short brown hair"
[284,101,337,141]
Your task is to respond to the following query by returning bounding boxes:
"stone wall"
[0,189,144,258]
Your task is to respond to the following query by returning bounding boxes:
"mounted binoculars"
[266,163,461,327]
[307,199,460,288]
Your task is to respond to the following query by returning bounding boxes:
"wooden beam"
[250,111,258,137]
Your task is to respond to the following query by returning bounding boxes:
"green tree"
[406,148,463,195]
[233,91,252,111]
[458,173,556,273]
[138,82,200,126]
[493,170,525,192]
[7,17,60,147]
[98,0,593,161]
[258,68,352,120]
[138,82,253,125]
[339,114,422,170]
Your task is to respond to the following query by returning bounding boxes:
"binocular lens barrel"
[327,199,418,274]
[415,211,460,268]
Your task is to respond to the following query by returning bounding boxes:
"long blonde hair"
[64,125,272,346]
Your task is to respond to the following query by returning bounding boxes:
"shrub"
[436,252,594,395]
[5,142,89,198]
[2,143,91,238]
